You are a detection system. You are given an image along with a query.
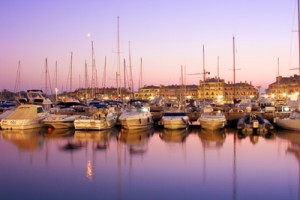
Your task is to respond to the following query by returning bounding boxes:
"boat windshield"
[163,112,186,117]
[125,107,149,113]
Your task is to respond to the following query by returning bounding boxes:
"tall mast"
[203,45,206,81]
[102,56,106,96]
[55,61,57,91]
[70,52,73,92]
[277,57,279,98]
[217,56,220,96]
[91,41,96,97]
[139,58,143,89]
[14,60,21,95]
[233,36,236,99]
[45,58,48,95]
[129,41,134,95]
[85,60,88,99]
[55,61,58,101]
[202,45,206,100]
[180,65,184,104]
[117,16,121,97]
[298,0,300,91]
[124,58,127,94]
[103,56,106,88]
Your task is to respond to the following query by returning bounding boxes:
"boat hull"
[74,118,116,130]
[1,119,45,130]
[276,118,300,131]
[119,117,153,130]
[43,115,77,129]
[199,119,226,130]
[162,117,189,130]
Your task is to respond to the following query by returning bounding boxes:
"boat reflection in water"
[1,128,44,151]
[159,128,188,143]
[276,129,300,159]
[44,127,74,138]
[237,126,275,144]
[74,128,118,150]
[119,128,153,155]
[198,128,226,148]
[2,126,300,199]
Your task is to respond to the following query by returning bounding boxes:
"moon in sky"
[87,33,91,37]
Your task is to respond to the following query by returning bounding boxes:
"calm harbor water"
[0,126,299,200]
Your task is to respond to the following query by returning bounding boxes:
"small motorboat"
[237,113,273,135]
[1,104,49,130]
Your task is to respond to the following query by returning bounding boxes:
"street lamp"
[55,88,58,101]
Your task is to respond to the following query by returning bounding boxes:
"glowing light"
[87,33,91,37]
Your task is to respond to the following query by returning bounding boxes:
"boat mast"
[129,41,134,97]
[85,60,88,99]
[298,0,300,92]
[45,58,48,95]
[70,52,73,92]
[202,45,206,101]
[14,60,21,96]
[124,58,127,96]
[117,16,121,98]
[55,61,58,101]
[217,56,220,97]
[139,58,143,89]
[233,36,236,100]
[102,56,107,95]
[91,41,96,98]
[277,57,279,99]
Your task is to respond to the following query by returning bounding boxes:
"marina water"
[0,126,299,200]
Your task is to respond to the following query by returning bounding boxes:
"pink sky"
[0,0,299,94]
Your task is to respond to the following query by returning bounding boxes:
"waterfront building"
[198,77,225,100]
[224,81,259,102]
[74,87,131,100]
[198,77,258,102]
[266,74,300,99]
[134,85,161,99]
[134,85,198,100]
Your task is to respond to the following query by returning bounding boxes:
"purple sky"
[0,0,299,94]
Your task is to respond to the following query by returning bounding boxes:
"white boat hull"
[119,117,153,130]
[276,117,300,131]
[1,104,48,130]
[162,117,189,130]
[1,118,45,130]
[74,117,117,130]
[43,115,77,129]
[198,118,226,130]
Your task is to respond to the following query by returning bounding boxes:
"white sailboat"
[275,0,300,131]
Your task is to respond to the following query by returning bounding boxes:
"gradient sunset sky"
[0,0,299,93]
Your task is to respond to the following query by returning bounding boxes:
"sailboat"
[275,0,300,131]
[197,55,226,130]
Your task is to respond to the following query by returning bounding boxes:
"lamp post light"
[55,88,58,101]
